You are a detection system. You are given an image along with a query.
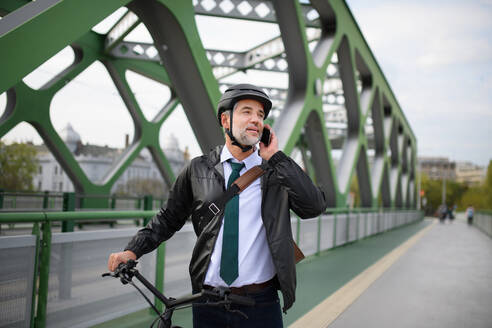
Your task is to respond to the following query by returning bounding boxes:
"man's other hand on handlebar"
[107,250,137,272]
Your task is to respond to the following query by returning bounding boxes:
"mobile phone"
[260,127,271,146]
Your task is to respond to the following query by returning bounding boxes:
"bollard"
[60,192,75,300]
[346,209,350,242]
[155,243,166,313]
[135,197,143,226]
[35,221,52,328]
[111,195,116,210]
[110,195,117,228]
[0,189,3,233]
[30,223,40,328]
[143,195,153,226]
[62,192,75,232]
[333,212,337,248]
[42,191,49,209]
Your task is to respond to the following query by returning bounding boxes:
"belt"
[204,278,275,295]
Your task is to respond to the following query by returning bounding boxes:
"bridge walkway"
[292,215,492,328]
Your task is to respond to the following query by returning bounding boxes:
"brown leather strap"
[232,165,266,192]
[293,239,305,264]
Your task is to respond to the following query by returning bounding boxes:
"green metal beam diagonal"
[103,59,177,187]
[0,0,131,94]
[128,0,223,154]
[0,32,111,195]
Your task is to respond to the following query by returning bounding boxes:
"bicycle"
[102,260,255,328]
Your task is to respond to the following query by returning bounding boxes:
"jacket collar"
[220,144,262,170]
[207,145,225,180]
[206,144,269,181]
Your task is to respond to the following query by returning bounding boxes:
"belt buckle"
[208,203,220,215]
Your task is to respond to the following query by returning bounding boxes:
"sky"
[1,0,491,166]
[346,0,492,166]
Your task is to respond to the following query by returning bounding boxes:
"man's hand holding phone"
[259,124,278,161]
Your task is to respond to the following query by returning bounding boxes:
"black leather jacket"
[125,145,327,312]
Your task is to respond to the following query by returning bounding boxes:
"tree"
[459,186,487,210]
[421,172,469,215]
[349,174,360,208]
[0,141,38,191]
[485,160,492,207]
[421,173,442,215]
[458,160,491,210]
[446,180,467,207]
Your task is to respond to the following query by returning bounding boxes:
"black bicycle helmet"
[216,84,272,152]
[217,84,272,126]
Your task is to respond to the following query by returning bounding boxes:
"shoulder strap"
[203,165,266,216]
[232,165,266,192]
[202,164,305,264]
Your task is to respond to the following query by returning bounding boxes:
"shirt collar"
[220,145,262,170]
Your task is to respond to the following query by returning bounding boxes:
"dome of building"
[60,123,81,152]
[162,133,184,164]
[162,133,180,151]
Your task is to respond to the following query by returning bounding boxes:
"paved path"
[321,217,492,328]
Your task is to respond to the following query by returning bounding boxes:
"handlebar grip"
[227,294,255,307]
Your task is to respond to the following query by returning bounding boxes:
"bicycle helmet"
[217,84,272,152]
[217,84,272,126]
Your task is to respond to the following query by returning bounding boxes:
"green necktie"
[220,161,245,285]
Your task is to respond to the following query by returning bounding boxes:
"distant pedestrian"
[439,204,447,223]
[447,204,455,222]
[466,205,474,225]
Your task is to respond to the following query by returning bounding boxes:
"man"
[108,84,327,327]
[466,205,474,225]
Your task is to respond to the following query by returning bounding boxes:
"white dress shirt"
[203,146,276,287]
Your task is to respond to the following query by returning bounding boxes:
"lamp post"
[442,169,446,205]
[417,161,421,210]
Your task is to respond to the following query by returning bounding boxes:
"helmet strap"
[226,109,253,153]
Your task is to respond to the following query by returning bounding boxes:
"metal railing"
[0,191,166,212]
[475,210,492,238]
[0,191,63,211]
[0,208,423,328]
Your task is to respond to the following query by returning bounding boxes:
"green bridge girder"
[0,0,417,209]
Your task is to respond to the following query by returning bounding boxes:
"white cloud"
[352,2,492,71]
[416,36,492,69]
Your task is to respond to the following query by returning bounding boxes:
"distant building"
[32,124,189,195]
[455,161,486,186]
[418,157,456,180]
[418,157,486,186]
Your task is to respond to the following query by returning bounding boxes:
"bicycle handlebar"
[102,260,255,309]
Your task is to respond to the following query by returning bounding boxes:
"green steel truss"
[0,0,417,209]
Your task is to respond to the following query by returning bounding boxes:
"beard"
[232,124,261,146]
